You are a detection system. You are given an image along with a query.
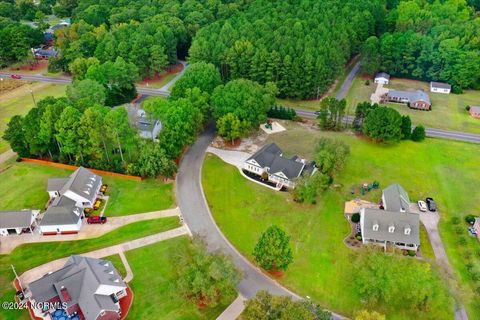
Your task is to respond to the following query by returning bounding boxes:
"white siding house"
[430,82,451,94]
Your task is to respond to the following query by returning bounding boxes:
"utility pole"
[29,89,37,107]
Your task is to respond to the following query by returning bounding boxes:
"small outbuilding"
[469,106,480,119]
[374,72,390,85]
[0,210,40,236]
[430,82,451,94]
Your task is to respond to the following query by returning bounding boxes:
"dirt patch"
[139,63,184,85]
[0,79,33,95]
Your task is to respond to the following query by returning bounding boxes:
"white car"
[417,200,427,212]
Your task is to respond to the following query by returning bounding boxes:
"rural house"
[40,167,103,235]
[127,108,162,140]
[430,82,451,94]
[384,89,431,110]
[374,72,390,85]
[0,210,40,236]
[469,106,480,119]
[360,183,420,252]
[243,143,316,189]
[27,255,128,320]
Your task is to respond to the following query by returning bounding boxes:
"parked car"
[87,216,107,224]
[10,74,22,79]
[417,200,427,212]
[425,197,437,212]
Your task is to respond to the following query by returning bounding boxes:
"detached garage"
[430,82,451,94]
[0,210,40,236]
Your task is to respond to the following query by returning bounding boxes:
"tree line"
[189,0,384,99]
[362,0,480,92]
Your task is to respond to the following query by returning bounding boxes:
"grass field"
[139,71,178,89]
[345,77,480,133]
[126,236,232,319]
[0,162,174,216]
[0,217,180,320]
[203,121,480,319]
[0,82,67,153]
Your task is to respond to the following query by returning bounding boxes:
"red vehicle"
[87,216,107,224]
[10,74,22,79]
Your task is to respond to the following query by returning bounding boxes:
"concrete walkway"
[370,83,389,104]
[119,251,134,283]
[0,149,16,165]
[206,147,250,168]
[216,295,247,320]
[0,207,181,254]
[19,225,189,284]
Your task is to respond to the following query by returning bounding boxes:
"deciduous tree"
[362,106,402,142]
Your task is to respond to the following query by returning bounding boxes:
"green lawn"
[0,162,174,216]
[0,83,67,153]
[276,98,320,111]
[0,217,180,320]
[346,77,480,133]
[203,122,480,319]
[139,71,178,89]
[126,236,232,320]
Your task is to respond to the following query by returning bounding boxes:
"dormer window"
[404,226,411,235]
[388,225,395,233]
[372,224,379,231]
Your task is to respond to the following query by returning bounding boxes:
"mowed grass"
[0,162,174,216]
[0,217,180,320]
[203,122,480,319]
[0,82,67,153]
[346,77,480,133]
[126,236,232,320]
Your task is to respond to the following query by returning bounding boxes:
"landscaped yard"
[126,236,232,319]
[0,217,180,320]
[0,162,174,216]
[0,82,67,153]
[346,76,480,133]
[202,121,480,319]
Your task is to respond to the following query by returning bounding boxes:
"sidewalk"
[0,207,181,254]
[19,225,189,284]
[0,149,15,165]
[216,295,246,320]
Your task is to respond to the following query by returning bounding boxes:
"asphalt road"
[336,61,361,100]
[0,73,170,97]
[294,108,480,143]
[176,124,345,319]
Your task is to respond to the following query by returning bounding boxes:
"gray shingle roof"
[362,208,420,246]
[60,167,102,205]
[382,183,410,212]
[0,210,36,229]
[47,178,69,192]
[375,72,390,80]
[247,143,311,179]
[29,255,126,320]
[430,81,451,90]
[387,90,431,104]
[40,197,82,226]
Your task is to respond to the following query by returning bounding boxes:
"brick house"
[385,90,431,110]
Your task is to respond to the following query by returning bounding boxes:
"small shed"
[374,72,390,85]
[430,82,451,94]
[469,106,480,119]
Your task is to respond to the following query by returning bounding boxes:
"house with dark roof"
[385,89,431,110]
[243,143,316,189]
[360,183,420,252]
[40,167,103,235]
[27,255,127,320]
[430,81,451,94]
[374,72,390,85]
[126,107,162,140]
[0,210,40,236]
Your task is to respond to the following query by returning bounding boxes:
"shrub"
[356,234,362,241]
[411,125,426,142]
[457,236,467,245]
[407,250,416,257]
[351,213,360,223]
[465,215,476,224]
[451,217,461,225]
[267,105,297,120]
[466,105,471,111]
[365,80,370,86]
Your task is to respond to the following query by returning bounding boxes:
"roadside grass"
[0,162,174,216]
[139,71,178,89]
[0,82,66,153]
[126,236,232,320]
[346,77,480,133]
[0,217,180,320]
[203,122,480,319]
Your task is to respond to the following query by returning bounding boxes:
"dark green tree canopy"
[170,62,222,99]
[362,106,402,143]
[253,225,293,271]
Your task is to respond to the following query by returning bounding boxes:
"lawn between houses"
[0,82,67,153]
[0,162,174,216]
[0,217,180,320]
[202,121,480,319]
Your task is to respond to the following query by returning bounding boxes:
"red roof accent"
[61,288,71,303]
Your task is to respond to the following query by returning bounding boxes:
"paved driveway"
[206,147,250,168]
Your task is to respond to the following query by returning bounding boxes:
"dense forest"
[189,0,385,99]
[363,0,480,92]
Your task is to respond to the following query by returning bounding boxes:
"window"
[404,227,411,235]
[388,225,395,233]
[372,224,379,231]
